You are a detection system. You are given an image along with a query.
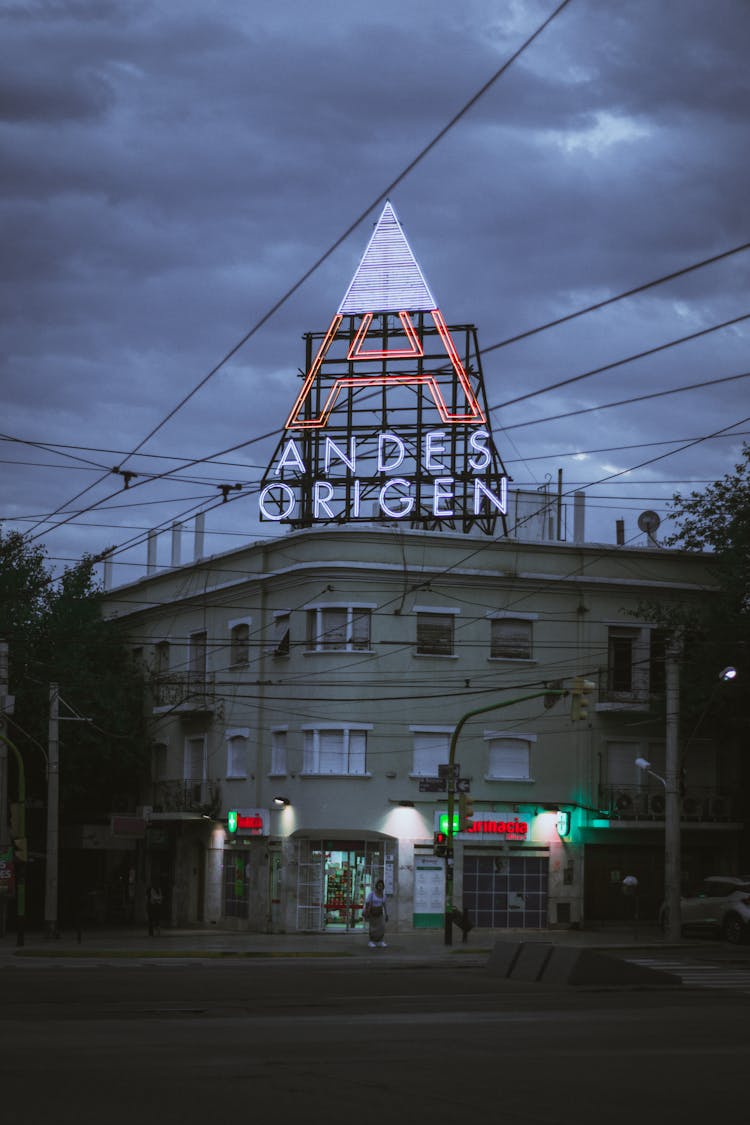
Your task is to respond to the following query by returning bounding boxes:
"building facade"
[101,522,740,934]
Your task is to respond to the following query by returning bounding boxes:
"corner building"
[102,523,737,934]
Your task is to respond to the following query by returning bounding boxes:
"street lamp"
[720,666,737,682]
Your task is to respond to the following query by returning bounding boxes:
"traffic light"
[433,831,448,857]
[458,792,475,832]
[571,676,595,721]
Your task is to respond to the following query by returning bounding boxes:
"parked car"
[660,876,750,943]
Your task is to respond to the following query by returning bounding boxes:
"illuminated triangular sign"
[286,201,485,429]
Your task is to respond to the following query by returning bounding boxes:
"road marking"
[626,957,750,993]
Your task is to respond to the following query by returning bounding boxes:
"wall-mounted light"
[397,800,415,808]
[272,796,290,808]
[556,810,571,837]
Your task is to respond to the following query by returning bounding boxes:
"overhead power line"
[28,0,572,547]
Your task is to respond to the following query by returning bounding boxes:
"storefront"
[294,836,396,932]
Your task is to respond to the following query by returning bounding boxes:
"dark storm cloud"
[1,0,749,565]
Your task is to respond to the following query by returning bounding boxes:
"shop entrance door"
[296,839,391,932]
[323,849,369,931]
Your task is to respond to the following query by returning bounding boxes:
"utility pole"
[664,640,682,943]
[45,683,60,939]
[0,640,9,936]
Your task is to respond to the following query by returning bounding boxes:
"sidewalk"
[0,921,673,965]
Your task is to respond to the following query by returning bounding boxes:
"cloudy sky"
[2,0,749,583]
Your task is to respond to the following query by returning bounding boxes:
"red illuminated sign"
[237,814,263,834]
[466,818,528,838]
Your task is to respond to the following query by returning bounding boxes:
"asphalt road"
[2,958,749,1124]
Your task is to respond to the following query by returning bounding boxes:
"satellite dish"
[637,510,661,537]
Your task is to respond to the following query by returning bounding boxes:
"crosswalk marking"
[627,957,750,993]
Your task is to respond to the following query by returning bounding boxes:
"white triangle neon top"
[337,200,437,315]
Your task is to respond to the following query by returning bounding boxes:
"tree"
[1,530,151,819]
[664,444,749,739]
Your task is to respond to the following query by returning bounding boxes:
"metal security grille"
[296,840,324,931]
[463,854,548,929]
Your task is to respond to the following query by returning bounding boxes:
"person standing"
[364,878,388,947]
[146,882,163,937]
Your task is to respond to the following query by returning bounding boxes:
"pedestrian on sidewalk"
[146,882,163,937]
[364,879,388,948]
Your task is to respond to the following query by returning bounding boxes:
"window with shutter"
[416,613,454,656]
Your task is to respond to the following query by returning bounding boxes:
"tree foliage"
[1,529,150,820]
[664,444,750,736]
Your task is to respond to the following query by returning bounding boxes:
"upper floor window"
[605,625,665,703]
[270,728,287,776]
[302,727,369,775]
[489,616,533,660]
[189,630,207,686]
[306,606,371,652]
[484,733,535,781]
[184,734,207,783]
[154,640,170,676]
[272,612,290,658]
[225,729,249,779]
[229,621,250,666]
[410,729,451,777]
[416,610,456,656]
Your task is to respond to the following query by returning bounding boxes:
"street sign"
[438,763,460,779]
[456,778,470,793]
[419,778,446,793]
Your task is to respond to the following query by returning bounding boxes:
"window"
[484,734,535,780]
[272,612,290,657]
[229,622,250,666]
[306,606,371,652]
[302,727,369,775]
[411,729,451,777]
[416,612,455,656]
[605,625,665,702]
[270,729,287,775]
[608,628,638,693]
[490,617,533,660]
[225,729,249,779]
[189,630,207,687]
[154,641,170,676]
[184,734,207,802]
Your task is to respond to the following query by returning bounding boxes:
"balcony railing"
[601,784,736,822]
[152,673,216,712]
[152,780,221,816]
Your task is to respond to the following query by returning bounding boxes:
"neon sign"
[259,201,509,535]
[438,813,529,839]
[227,808,268,837]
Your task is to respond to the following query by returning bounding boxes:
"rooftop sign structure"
[260,201,509,534]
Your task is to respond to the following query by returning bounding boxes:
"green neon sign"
[227,810,238,834]
[438,813,460,835]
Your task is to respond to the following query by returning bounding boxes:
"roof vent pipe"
[573,491,585,544]
[171,521,182,568]
[147,530,157,574]
[616,519,625,546]
[194,513,205,561]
